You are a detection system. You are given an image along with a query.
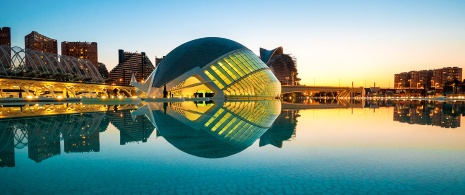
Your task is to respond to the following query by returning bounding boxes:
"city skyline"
[1,0,464,87]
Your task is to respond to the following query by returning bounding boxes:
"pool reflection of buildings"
[132,101,281,158]
[30,113,105,161]
[5,100,465,167]
[0,105,155,166]
[64,131,100,153]
[365,100,464,128]
[63,113,101,154]
[0,126,15,167]
[107,110,155,145]
[2,101,302,165]
[0,112,106,165]
[28,126,61,163]
[260,110,298,148]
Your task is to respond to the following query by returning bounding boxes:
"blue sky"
[1,0,464,87]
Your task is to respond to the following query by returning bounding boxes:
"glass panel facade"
[202,101,280,146]
[223,69,281,97]
[203,49,280,97]
[223,101,280,128]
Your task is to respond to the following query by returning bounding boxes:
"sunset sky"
[1,0,464,87]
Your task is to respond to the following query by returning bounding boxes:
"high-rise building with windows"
[407,70,433,89]
[395,67,461,89]
[109,49,155,86]
[431,67,462,89]
[394,72,410,88]
[61,41,98,66]
[0,27,12,70]
[0,27,11,46]
[24,31,57,54]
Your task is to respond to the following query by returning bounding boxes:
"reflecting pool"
[1,100,465,194]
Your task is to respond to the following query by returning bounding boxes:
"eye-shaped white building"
[131,37,281,99]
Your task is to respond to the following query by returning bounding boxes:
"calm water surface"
[1,100,465,194]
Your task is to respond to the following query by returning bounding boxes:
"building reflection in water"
[0,126,15,167]
[282,99,465,129]
[0,113,105,163]
[0,101,284,165]
[259,110,299,148]
[365,100,465,128]
[394,101,462,128]
[2,100,463,166]
[0,103,136,166]
[131,100,281,158]
[107,109,155,145]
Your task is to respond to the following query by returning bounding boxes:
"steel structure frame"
[0,45,103,83]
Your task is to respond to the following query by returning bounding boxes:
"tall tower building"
[260,47,300,86]
[24,31,57,54]
[0,27,11,46]
[109,49,155,86]
[0,27,12,70]
[61,41,98,66]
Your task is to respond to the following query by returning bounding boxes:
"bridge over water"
[281,98,364,110]
[0,81,366,99]
[282,85,365,98]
